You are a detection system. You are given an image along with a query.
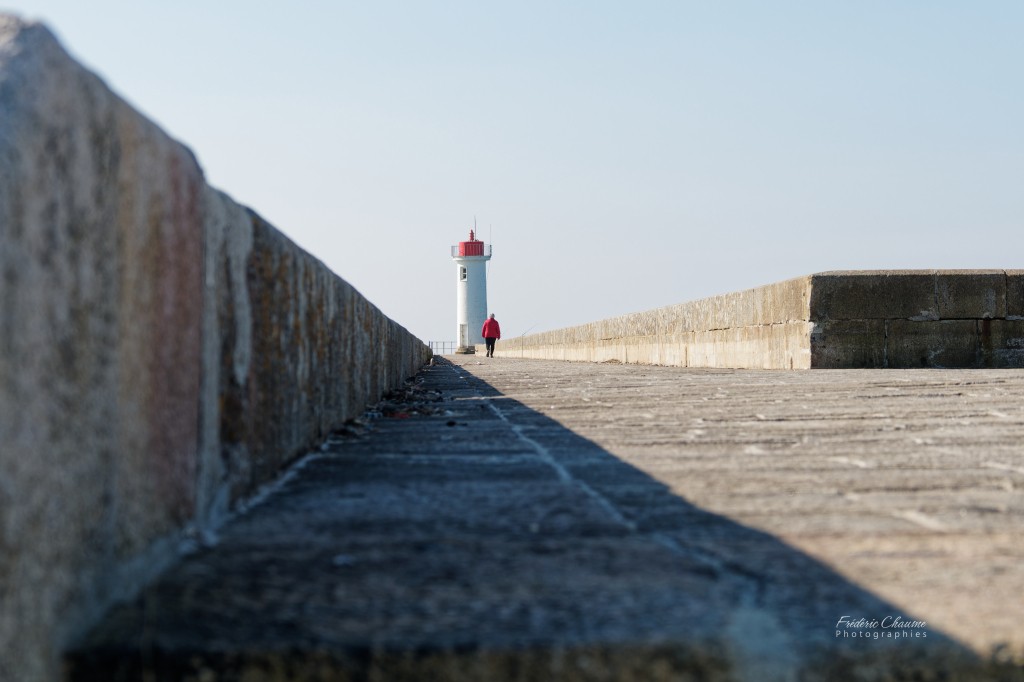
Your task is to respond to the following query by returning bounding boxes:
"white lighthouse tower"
[451,229,492,353]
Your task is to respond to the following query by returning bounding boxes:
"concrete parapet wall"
[490,271,1024,369]
[490,276,814,369]
[0,17,429,681]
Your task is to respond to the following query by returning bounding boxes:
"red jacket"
[481,318,501,339]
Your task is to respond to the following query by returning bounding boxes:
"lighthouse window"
[460,267,467,281]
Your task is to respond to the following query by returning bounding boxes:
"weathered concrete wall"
[0,16,429,682]
[492,276,815,369]
[809,270,1024,368]
[491,271,1024,369]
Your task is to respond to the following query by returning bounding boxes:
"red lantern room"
[457,230,485,257]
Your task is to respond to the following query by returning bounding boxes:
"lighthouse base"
[454,346,477,355]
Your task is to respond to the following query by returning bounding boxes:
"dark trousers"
[484,338,497,356]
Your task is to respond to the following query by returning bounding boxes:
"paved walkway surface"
[68,358,1024,681]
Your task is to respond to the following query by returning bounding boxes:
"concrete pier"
[67,358,1024,680]
[5,13,1023,681]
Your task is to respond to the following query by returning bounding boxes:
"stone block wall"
[809,270,1024,368]
[492,271,1024,369]
[0,17,429,681]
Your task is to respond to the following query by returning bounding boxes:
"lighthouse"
[451,229,492,353]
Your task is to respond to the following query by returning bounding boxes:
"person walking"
[481,314,501,358]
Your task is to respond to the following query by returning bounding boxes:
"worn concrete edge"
[51,156,431,652]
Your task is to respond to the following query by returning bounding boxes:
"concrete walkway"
[67,358,1024,681]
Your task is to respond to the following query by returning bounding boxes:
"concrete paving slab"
[66,359,1024,681]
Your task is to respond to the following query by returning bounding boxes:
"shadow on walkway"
[66,359,1017,681]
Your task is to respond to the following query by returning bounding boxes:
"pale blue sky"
[6,1,1022,343]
